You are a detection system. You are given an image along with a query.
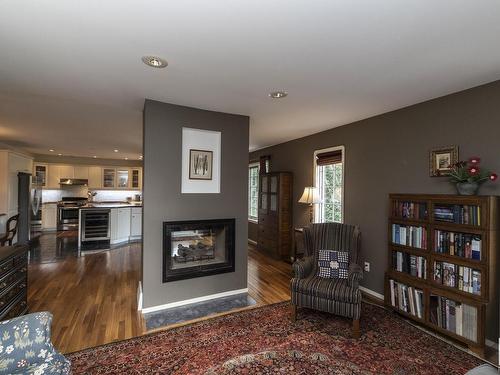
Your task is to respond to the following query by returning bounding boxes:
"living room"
[1,1,500,374]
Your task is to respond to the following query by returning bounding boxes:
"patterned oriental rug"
[68,302,483,374]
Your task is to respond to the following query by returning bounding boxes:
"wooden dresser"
[0,245,28,320]
[257,172,293,260]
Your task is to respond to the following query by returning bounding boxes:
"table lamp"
[298,186,320,223]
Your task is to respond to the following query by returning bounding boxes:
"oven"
[57,206,80,230]
[57,197,88,231]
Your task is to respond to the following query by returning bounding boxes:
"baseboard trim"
[486,338,498,350]
[141,288,249,314]
[359,286,384,301]
[137,281,143,311]
[248,239,257,246]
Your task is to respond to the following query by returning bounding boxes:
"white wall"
[42,188,141,203]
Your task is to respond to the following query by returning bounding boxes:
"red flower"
[490,173,498,181]
[469,157,481,164]
[468,166,480,175]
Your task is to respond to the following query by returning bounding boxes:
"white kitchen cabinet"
[47,165,60,188]
[130,168,142,189]
[33,163,48,187]
[73,166,89,180]
[110,207,131,244]
[88,167,102,188]
[42,203,57,231]
[130,207,142,240]
[116,169,130,188]
[59,165,74,179]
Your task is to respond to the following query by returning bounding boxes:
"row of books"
[393,201,428,220]
[389,279,424,319]
[429,295,477,342]
[433,262,481,295]
[392,251,427,279]
[434,230,481,260]
[392,224,427,249]
[434,205,481,226]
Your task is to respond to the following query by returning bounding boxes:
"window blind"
[316,150,342,166]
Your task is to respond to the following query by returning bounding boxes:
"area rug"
[68,302,483,374]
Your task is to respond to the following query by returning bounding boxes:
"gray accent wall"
[249,80,500,340]
[142,100,249,308]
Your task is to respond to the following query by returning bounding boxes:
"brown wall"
[249,80,500,340]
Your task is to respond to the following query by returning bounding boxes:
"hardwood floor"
[28,235,291,354]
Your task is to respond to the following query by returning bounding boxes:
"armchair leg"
[290,303,297,322]
[352,319,360,339]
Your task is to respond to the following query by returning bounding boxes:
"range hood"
[59,178,88,186]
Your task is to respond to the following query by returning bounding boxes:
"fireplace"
[163,219,235,282]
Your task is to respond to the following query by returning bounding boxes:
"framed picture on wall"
[189,149,213,180]
[429,146,459,177]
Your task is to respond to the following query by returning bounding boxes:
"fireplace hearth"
[163,219,235,282]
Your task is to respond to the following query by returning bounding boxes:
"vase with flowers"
[448,157,497,195]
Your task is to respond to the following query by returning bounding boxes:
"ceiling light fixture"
[114,149,119,153]
[57,153,62,156]
[269,90,288,99]
[125,157,129,160]
[142,56,168,69]
[49,149,54,152]
[93,156,97,158]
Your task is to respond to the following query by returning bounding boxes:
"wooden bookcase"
[385,194,498,356]
[257,172,293,260]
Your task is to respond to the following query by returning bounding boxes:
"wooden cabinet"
[58,165,74,179]
[47,165,60,188]
[257,172,292,260]
[42,203,57,231]
[130,207,142,239]
[0,245,28,320]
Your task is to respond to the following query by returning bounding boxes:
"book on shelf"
[433,261,481,295]
[429,295,477,342]
[389,279,424,319]
[392,251,427,278]
[433,204,481,226]
[434,230,481,260]
[392,224,427,249]
[393,201,428,220]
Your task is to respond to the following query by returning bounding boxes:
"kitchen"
[35,160,143,253]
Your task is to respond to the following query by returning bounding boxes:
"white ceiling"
[1,0,500,158]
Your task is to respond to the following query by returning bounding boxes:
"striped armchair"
[290,223,363,338]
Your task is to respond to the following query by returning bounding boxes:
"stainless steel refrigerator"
[17,172,42,244]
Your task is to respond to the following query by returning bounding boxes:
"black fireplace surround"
[163,219,235,282]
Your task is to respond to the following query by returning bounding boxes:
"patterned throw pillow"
[317,250,349,279]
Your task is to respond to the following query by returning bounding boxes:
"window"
[314,147,344,223]
[248,163,260,221]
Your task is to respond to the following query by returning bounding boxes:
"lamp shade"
[298,187,320,204]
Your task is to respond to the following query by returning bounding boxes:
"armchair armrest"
[292,256,314,279]
[348,263,363,288]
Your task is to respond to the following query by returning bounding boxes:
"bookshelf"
[385,194,498,356]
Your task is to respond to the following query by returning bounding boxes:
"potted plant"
[448,157,497,195]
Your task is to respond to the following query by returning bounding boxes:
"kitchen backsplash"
[43,187,141,203]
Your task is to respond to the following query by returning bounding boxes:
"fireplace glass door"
[163,219,235,282]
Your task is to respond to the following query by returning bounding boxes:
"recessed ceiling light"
[125,157,129,160]
[114,149,119,153]
[49,149,54,152]
[93,156,97,158]
[142,56,168,68]
[269,90,288,99]
[57,153,62,156]
[139,155,143,159]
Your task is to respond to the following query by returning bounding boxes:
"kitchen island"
[78,202,142,252]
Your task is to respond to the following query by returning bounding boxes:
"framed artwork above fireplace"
[163,219,235,282]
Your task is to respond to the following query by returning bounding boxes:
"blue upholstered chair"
[290,223,363,338]
[0,312,70,374]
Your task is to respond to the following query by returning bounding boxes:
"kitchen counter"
[80,202,142,209]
